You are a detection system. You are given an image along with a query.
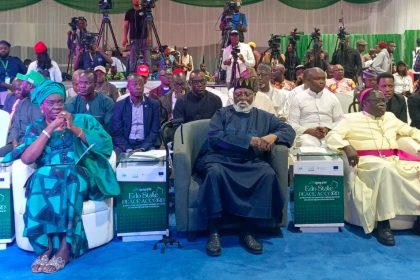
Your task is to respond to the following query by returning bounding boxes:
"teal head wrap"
[31,80,66,105]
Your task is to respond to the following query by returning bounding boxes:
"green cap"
[16,70,46,87]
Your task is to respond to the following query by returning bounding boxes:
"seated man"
[112,73,160,155]
[326,89,420,246]
[66,70,82,99]
[326,64,356,95]
[0,71,44,156]
[148,69,173,100]
[195,78,295,256]
[377,72,408,123]
[288,67,344,147]
[160,72,187,122]
[94,66,119,102]
[173,70,222,123]
[65,70,114,133]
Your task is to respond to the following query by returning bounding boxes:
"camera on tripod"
[81,33,98,49]
[231,45,240,59]
[288,28,303,46]
[223,1,237,16]
[69,17,80,31]
[141,0,157,17]
[98,0,112,10]
[337,18,349,42]
[268,34,282,58]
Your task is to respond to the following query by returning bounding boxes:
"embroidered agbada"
[2,114,119,257]
[326,112,420,233]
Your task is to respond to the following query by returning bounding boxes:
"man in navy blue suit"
[111,73,160,155]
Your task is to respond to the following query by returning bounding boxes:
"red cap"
[378,41,387,48]
[34,41,47,54]
[136,64,150,77]
[172,68,184,75]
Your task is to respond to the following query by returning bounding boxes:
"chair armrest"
[11,160,35,213]
[397,137,420,155]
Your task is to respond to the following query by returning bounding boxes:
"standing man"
[331,38,362,81]
[219,0,247,43]
[0,40,26,108]
[356,39,368,69]
[173,70,222,123]
[123,0,151,72]
[371,41,394,75]
[179,47,193,79]
[221,30,255,85]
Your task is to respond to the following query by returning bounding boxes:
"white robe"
[326,112,420,233]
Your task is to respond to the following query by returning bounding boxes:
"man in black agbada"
[195,78,295,256]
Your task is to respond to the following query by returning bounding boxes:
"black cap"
[0,40,11,47]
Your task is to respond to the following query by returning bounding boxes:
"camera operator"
[219,0,247,43]
[67,17,88,57]
[123,0,151,72]
[73,40,112,71]
[221,30,255,85]
[331,36,362,81]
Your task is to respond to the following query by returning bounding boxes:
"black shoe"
[375,221,395,246]
[239,233,263,255]
[206,233,222,256]
[412,219,420,236]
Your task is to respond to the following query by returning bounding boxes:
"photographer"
[219,0,247,43]
[331,36,362,81]
[221,30,255,84]
[123,0,151,72]
[67,17,88,57]
[73,40,112,71]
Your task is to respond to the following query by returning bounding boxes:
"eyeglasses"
[233,91,254,98]
[191,79,206,85]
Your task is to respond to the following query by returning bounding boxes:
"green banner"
[116,182,167,234]
[171,0,262,7]
[294,175,343,225]
[403,30,420,69]
[0,0,41,11]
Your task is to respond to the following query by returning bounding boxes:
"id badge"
[4,77,10,84]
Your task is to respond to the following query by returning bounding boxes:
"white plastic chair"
[0,109,11,148]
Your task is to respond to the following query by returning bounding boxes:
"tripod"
[96,9,121,56]
[153,120,182,253]
[216,25,232,84]
[66,30,78,77]
[285,44,299,81]
[229,54,241,88]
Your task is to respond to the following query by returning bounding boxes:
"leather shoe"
[412,219,420,236]
[375,221,395,246]
[206,233,222,256]
[239,233,263,255]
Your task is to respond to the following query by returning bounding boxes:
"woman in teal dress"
[3,80,119,273]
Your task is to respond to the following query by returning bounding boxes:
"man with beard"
[195,77,295,256]
[65,70,114,133]
[326,88,420,246]
[0,71,44,156]
[112,73,160,155]
[0,40,26,108]
[173,70,222,123]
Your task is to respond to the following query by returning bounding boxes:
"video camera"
[69,17,81,31]
[141,0,157,19]
[337,18,349,42]
[231,45,240,59]
[81,32,98,49]
[268,34,282,58]
[223,1,238,16]
[288,28,303,47]
[98,0,112,10]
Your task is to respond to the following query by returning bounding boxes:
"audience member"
[288,67,344,147]
[200,63,214,82]
[371,41,394,74]
[331,38,362,80]
[173,70,222,123]
[393,61,413,96]
[160,72,187,121]
[326,64,356,95]
[377,72,407,123]
[66,70,82,99]
[148,69,173,100]
[65,70,114,133]
[94,66,119,102]
[73,42,112,71]
[271,64,295,91]
[326,88,420,246]
[27,41,62,82]
[111,73,160,155]
[195,77,295,256]
[179,47,193,79]
[248,42,261,70]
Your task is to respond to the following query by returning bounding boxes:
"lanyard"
[0,58,9,74]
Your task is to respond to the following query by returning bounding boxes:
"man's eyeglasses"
[233,91,254,98]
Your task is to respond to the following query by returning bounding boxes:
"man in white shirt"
[257,63,289,119]
[288,67,344,147]
[221,30,255,85]
[179,47,194,80]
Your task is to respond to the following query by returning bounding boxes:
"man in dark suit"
[377,73,408,123]
[111,73,160,155]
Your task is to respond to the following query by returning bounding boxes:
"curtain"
[53,0,131,14]
[0,0,41,11]
[172,0,262,7]
[403,30,420,69]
